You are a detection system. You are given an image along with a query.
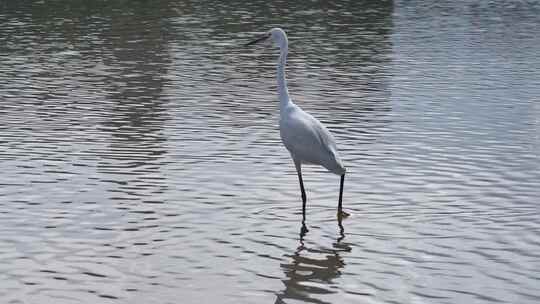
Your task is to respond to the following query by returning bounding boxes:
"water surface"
[1,1,539,303]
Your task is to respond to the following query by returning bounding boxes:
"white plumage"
[246,28,347,222]
[280,105,346,175]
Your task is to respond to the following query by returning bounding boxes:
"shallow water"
[1,1,539,303]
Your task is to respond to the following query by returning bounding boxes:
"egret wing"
[280,108,343,173]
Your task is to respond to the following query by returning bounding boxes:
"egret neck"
[277,41,291,111]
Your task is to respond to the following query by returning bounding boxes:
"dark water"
[1,1,539,303]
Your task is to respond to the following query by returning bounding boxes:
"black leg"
[294,160,307,219]
[294,160,309,234]
[299,172,307,220]
[338,173,345,212]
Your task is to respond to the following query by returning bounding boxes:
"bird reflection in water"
[275,217,350,304]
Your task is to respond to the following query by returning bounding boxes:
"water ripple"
[1,0,540,304]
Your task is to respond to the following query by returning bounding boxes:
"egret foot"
[337,210,350,219]
[300,224,309,236]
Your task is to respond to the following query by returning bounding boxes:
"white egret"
[245,28,347,223]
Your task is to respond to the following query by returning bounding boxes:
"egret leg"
[338,174,349,218]
[294,159,307,221]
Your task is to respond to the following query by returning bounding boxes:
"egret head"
[245,28,288,49]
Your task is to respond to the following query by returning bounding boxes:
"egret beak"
[245,33,270,46]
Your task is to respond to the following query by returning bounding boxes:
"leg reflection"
[276,224,351,304]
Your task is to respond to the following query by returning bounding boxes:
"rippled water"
[1,1,539,303]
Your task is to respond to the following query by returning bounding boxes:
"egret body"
[246,28,347,221]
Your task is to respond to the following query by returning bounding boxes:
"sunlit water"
[1,1,539,303]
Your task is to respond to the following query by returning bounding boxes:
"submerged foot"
[337,209,350,219]
[300,223,309,236]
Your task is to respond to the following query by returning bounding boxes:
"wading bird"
[245,28,347,225]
